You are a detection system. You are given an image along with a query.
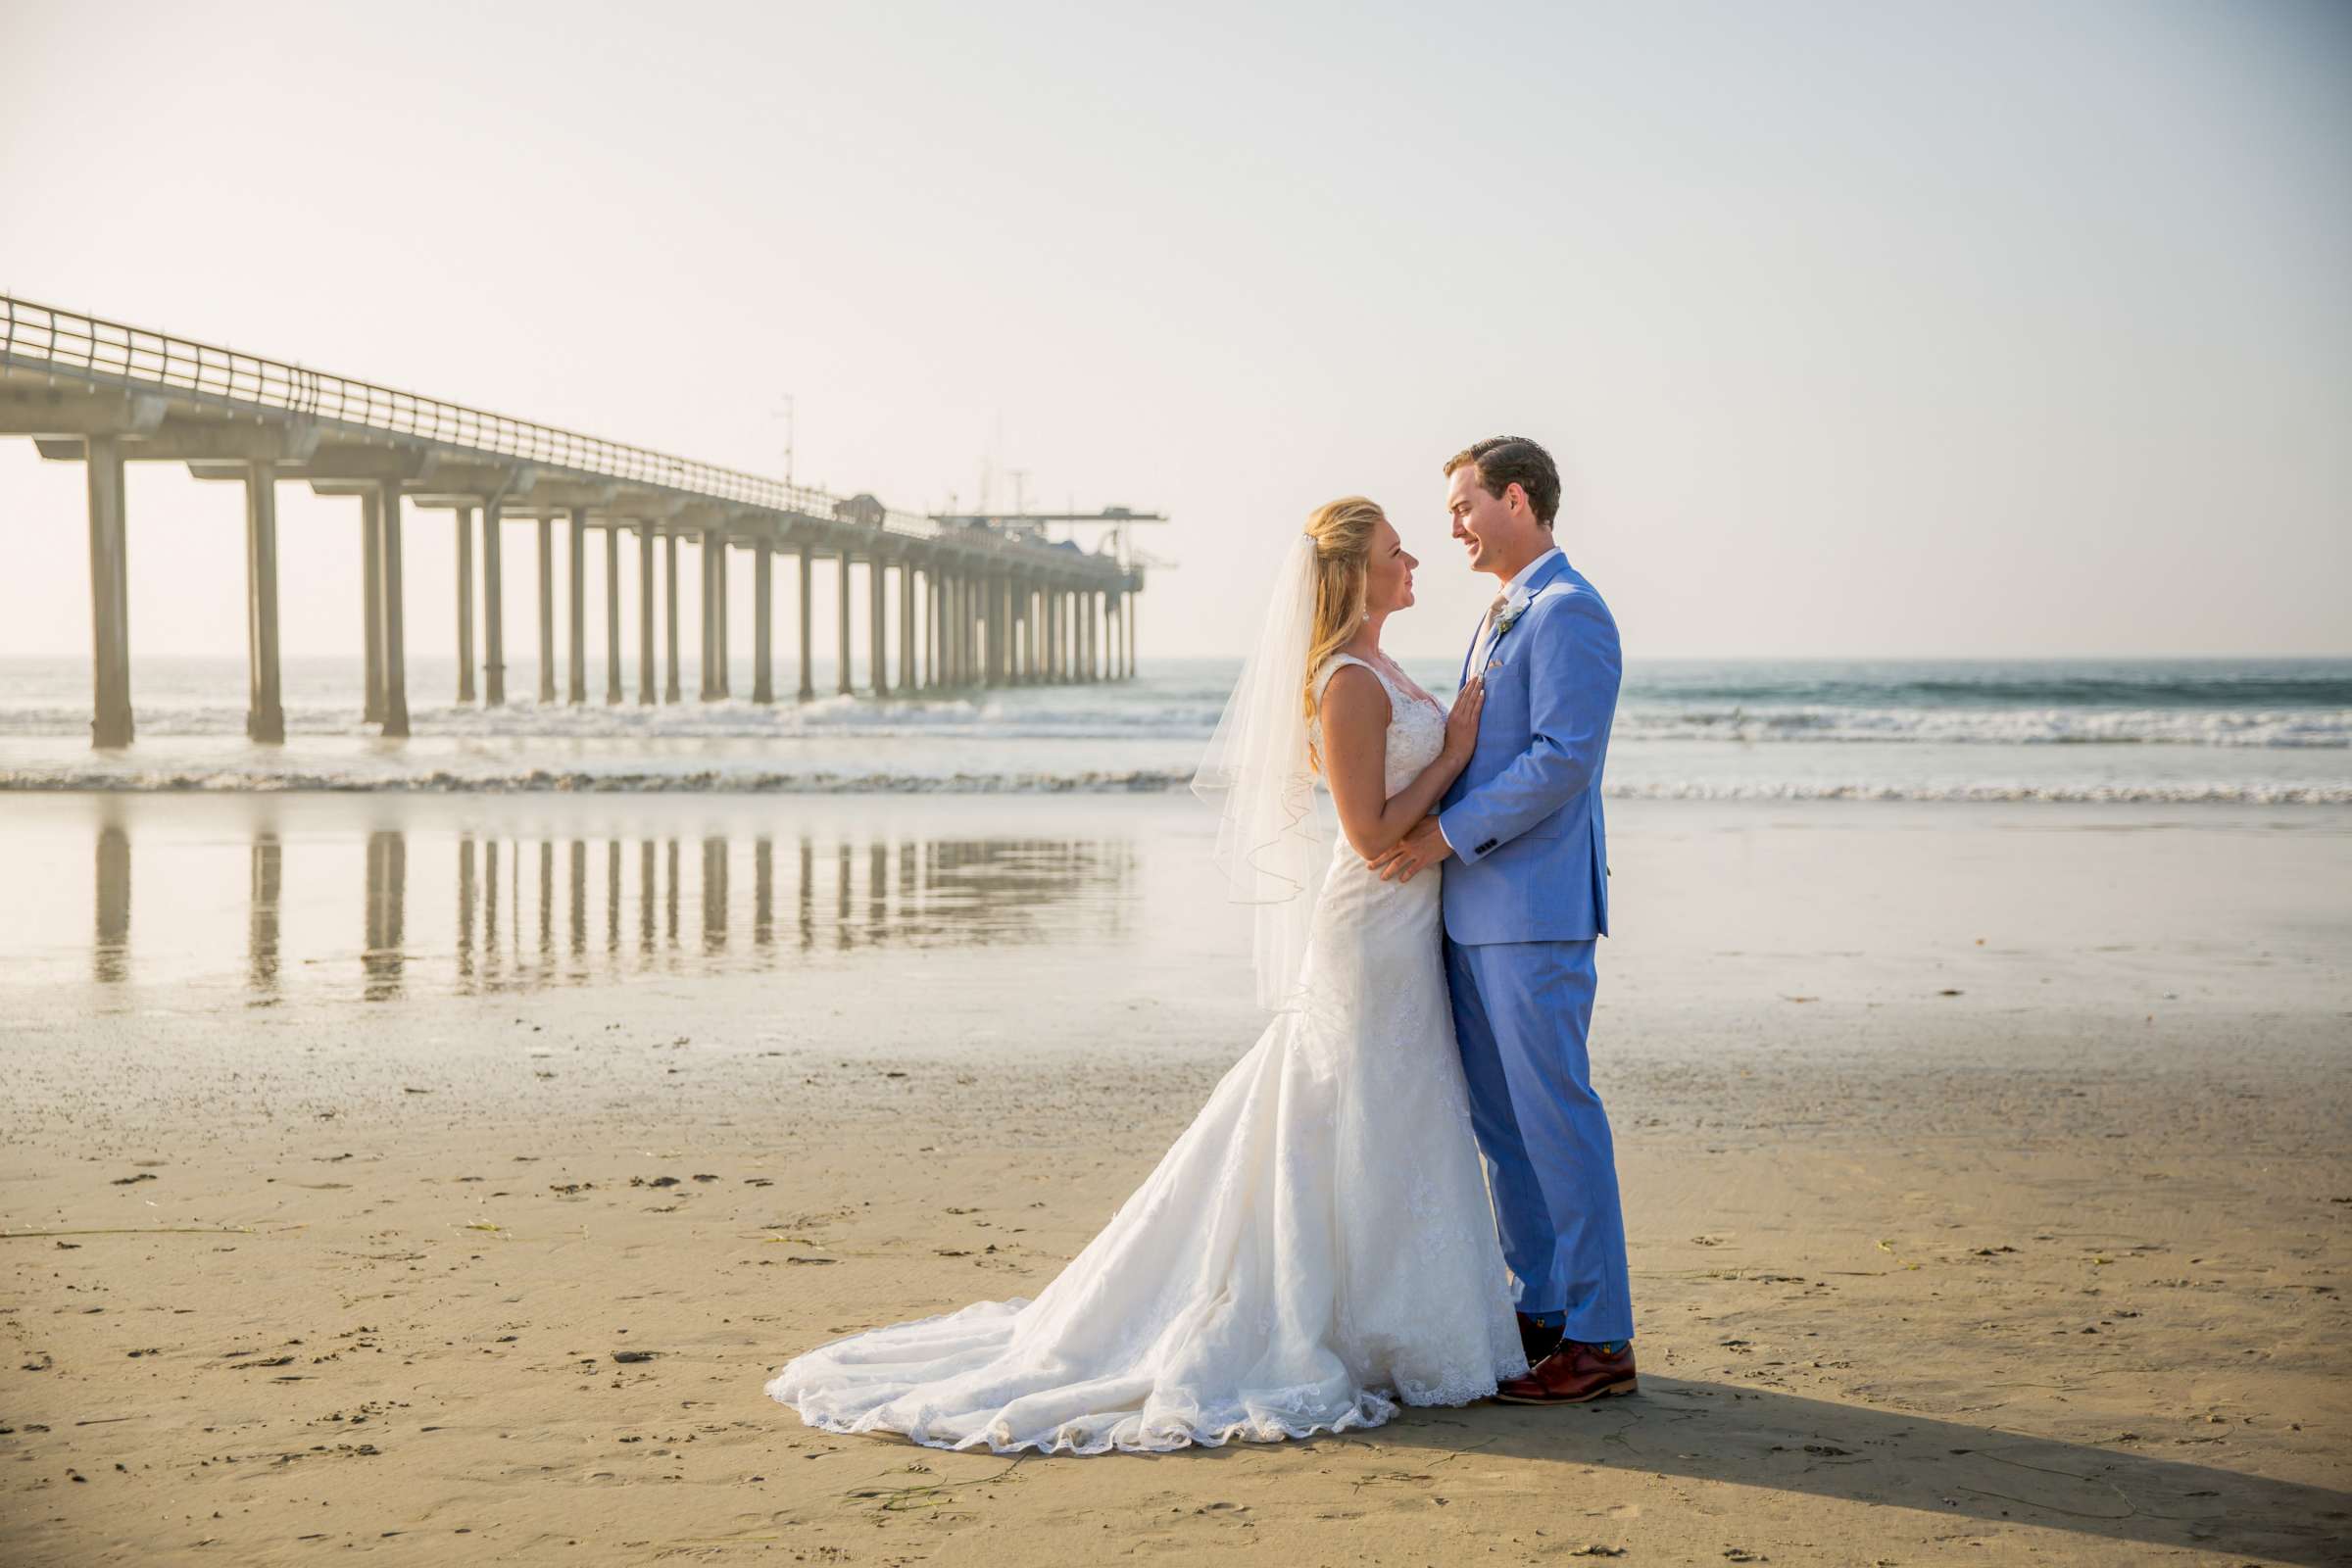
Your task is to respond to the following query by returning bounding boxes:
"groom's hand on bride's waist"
[1368,815,1452,883]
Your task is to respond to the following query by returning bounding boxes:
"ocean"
[1,656,2346,804]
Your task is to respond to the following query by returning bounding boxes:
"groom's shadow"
[1358,1378,2349,1565]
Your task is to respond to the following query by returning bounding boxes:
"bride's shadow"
[1347,1377,2349,1564]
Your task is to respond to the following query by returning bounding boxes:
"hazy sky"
[2,0,2345,664]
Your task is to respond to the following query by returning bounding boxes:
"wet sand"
[2,795,2347,1565]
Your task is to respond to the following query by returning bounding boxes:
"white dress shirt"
[1441,546,1563,860]
[1471,546,1562,671]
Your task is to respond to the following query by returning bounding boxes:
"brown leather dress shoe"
[1492,1340,1638,1404]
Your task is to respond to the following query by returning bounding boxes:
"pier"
[0,297,1152,748]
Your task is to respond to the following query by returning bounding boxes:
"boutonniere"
[1494,599,1529,637]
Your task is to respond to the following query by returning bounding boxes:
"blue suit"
[1437,550,1632,1344]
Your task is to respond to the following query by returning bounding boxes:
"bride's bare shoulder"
[1317,660,1392,731]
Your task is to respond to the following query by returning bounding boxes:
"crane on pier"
[930,507,1171,576]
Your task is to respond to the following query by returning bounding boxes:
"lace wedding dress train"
[765,654,1525,1453]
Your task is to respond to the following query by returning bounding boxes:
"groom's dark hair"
[1445,436,1560,527]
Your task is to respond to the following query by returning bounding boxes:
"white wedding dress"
[765,653,1526,1453]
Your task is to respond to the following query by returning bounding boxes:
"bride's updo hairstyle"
[1300,495,1384,772]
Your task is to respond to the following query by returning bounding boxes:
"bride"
[764,496,1525,1453]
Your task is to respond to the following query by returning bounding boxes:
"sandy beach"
[3,793,2347,1565]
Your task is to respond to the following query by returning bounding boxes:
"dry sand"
[3,796,2347,1565]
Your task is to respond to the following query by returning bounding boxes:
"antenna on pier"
[928,503,1170,554]
[774,395,796,488]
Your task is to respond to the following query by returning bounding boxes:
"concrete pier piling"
[752,538,774,705]
[83,434,133,747]
[796,543,815,702]
[835,553,853,697]
[454,505,476,705]
[376,480,410,739]
[241,459,284,743]
[637,524,656,706]
[898,562,916,695]
[986,577,1002,687]
[921,571,935,690]
[481,502,506,707]
[949,574,965,687]
[605,523,622,705]
[698,531,720,701]
[868,555,888,698]
[566,508,588,705]
[361,490,384,722]
[934,574,947,688]
[712,539,730,698]
[663,534,682,705]
[961,573,975,687]
[536,518,556,705]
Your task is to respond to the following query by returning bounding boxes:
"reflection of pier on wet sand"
[61,798,1139,1004]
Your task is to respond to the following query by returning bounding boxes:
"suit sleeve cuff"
[1437,805,1496,866]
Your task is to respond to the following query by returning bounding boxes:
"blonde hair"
[1300,496,1385,773]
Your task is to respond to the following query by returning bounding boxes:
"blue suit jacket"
[1437,552,1620,946]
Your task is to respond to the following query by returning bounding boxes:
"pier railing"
[0,294,1000,556]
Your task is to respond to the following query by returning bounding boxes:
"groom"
[1369,435,1635,1404]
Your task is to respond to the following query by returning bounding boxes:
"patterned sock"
[1524,1310,1566,1330]
[1593,1339,1629,1355]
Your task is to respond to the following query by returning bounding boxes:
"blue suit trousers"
[1445,935,1633,1344]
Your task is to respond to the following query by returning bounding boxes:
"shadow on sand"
[1356,1377,2350,1564]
